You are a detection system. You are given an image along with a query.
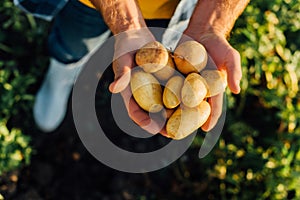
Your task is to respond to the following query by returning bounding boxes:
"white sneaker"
[34,30,111,132]
[33,58,84,132]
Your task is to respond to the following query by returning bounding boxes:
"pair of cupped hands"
[108,27,242,136]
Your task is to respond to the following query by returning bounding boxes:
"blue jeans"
[47,0,109,64]
[47,0,170,64]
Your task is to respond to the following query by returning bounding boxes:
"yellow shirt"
[79,0,180,19]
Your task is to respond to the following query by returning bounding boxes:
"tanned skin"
[88,0,250,133]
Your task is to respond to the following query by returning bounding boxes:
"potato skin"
[174,41,208,74]
[166,101,211,140]
[135,41,169,73]
[181,73,208,108]
[153,53,175,81]
[201,70,227,97]
[163,76,184,109]
[131,41,224,139]
[130,69,163,113]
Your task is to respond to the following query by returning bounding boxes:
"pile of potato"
[130,40,227,140]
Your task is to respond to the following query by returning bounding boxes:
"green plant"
[0,61,34,174]
[188,0,300,199]
[0,0,299,199]
[0,121,32,174]
[0,0,49,174]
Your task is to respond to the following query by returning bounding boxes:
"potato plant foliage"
[0,0,49,174]
[195,0,300,199]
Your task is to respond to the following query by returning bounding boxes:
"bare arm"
[182,0,250,95]
[185,0,250,39]
[183,0,250,131]
[87,0,250,133]
[89,0,162,134]
[89,0,155,92]
[89,0,146,34]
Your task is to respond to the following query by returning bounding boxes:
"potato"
[163,76,184,109]
[174,41,208,74]
[131,41,225,139]
[181,73,208,108]
[153,52,175,81]
[200,70,227,97]
[135,41,169,73]
[166,101,211,140]
[130,69,163,112]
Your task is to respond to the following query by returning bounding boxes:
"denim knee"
[47,0,108,64]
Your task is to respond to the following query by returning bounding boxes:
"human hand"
[109,28,156,93]
[108,28,168,135]
[200,33,242,132]
[179,32,242,131]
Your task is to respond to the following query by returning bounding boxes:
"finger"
[158,109,174,138]
[201,93,223,132]
[109,66,131,93]
[225,48,242,94]
[159,128,170,138]
[109,53,134,93]
[141,112,166,135]
[120,87,165,134]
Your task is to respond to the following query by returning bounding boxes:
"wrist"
[114,28,156,59]
[184,0,249,41]
[184,26,228,43]
[114,28,155,45]
[111,16,147,35]
[90,0,147,34]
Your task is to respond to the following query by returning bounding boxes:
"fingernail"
[108,82,115,93]
[235,80,241,93]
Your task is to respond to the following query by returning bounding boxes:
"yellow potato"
[166,101,211,140]
[135,41,169,73]
[200,70,227,97]
[174,41,207,74]
[163,76,184,109]
[174,41,208,74]
[153,52,175,81]
[181,73,208,108]
[130,69,163,113]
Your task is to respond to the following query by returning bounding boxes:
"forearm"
[185,0,250,39]
[89,0,146,34]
